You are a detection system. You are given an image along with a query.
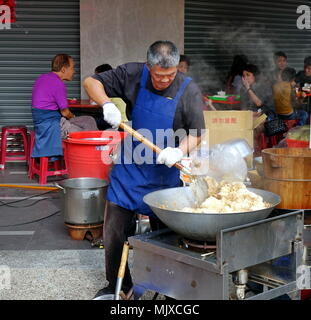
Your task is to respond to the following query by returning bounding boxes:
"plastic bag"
[189,138,210,176]
[286,125,310,142]
[207,143,248,182]
[190,141,248,182]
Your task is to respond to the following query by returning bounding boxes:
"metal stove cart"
[129,210,306,300]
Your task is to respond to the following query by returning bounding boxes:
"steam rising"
[187,22,278,94]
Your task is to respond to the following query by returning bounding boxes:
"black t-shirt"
[295,70,311,88]
[92,62,205,136]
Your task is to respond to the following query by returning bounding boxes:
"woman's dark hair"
[179,54,191,67]
[229,54,248,77]
[243,63,261,78]
[51,54,72,72]
[95,63,113,74]
[281,67,296,82]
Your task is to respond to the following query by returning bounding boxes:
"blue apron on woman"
[31,108,63,158]
[107,65,192,216]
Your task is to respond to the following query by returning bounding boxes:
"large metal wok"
[143,187,281,241]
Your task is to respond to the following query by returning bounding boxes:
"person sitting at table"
[240,63,275,119]
[178,54,191,74]
[225,54,248,94]
[31,53,98,159]
[273,67,308,126]
[269,51,288,84]
[240,64,275,156]
[92,64,128,130]
[295,56,311,89]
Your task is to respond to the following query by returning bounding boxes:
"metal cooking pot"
[143,187,280,241]
[56,177,108,225]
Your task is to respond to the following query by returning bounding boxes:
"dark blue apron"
[107,65,192,216]
[31,108,63,157]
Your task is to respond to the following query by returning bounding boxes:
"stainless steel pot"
[56,177,108,225]
[143,187,280,241]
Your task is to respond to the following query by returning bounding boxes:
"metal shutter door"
[0,0,80,128]
[185,0,311,93]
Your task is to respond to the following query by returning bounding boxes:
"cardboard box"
[204,110,253,130]
[203,111,255,168]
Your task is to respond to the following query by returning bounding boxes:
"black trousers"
[103,201,167,291]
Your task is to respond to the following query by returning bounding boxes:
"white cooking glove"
[157,147,183,168]
[102,102,122,128]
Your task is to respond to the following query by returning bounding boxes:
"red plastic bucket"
[286,138,309,148]
[301,289,311,300]
[63,131,126,181]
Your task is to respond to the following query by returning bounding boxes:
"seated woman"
[240,64,275,155]
[273,67,308,126]
[31,54,98,159]
[240,63,275,118]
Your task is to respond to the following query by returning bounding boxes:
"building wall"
[0,0,80,128]
[80,0,184,98]
[184,0,311,94]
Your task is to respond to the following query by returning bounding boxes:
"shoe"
[93,286,115,299]
[93,286,131,299]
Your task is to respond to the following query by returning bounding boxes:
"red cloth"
[0,0,16,23]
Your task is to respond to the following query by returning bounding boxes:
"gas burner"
[180,238,217,253]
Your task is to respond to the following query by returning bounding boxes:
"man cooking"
[83,40,205,298]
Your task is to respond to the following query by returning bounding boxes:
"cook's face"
[305,65,311,77]
[62,58,75,81]
[243,70,255,85]
[275,56,287,70]
[178,61,189,74]
[148,64,177,91]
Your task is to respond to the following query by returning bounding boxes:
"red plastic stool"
[0,126,29,170]
[28,131,68,185]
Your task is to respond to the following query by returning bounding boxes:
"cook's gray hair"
[147,41,180,68]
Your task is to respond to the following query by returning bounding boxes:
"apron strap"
[139,64,149,89]
[174,77,192,101]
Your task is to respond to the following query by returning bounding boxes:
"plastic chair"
[0,126,29,170]
[28,131,68,185]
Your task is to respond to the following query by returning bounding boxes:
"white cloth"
[102,102,122,128]
[157,147,183,168]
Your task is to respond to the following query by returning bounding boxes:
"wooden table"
[68,99,101,109]
[68,99,101,117]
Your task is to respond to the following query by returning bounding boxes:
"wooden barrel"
[262,148,311,209]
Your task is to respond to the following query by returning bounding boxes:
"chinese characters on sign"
[212,117,238,124]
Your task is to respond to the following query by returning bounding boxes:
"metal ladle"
[119,122,210,204]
